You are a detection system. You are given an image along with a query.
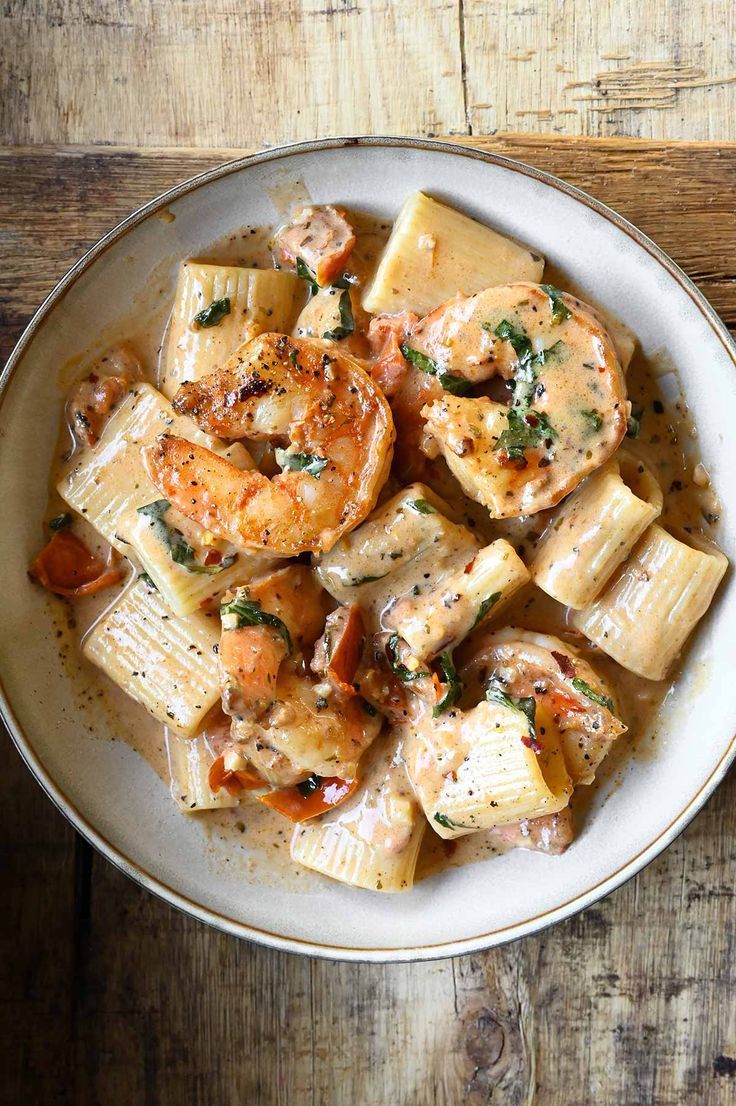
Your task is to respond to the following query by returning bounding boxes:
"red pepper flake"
[551,650,576,679]
[204,549,222,566]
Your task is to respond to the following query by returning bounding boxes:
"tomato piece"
[259,776,357,822]
[30,530,125,598]
[208,755,264,797]
[327,605,364,697]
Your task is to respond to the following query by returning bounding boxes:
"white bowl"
[1,137,735,961]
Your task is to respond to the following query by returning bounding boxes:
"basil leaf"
[138,500,237,575]
[626,404,643,439]
[409,498,435,514]
[386,633,429,682]
[184,552,238,575]
[581,408,603,432]
[492,319,534,365]
[276,449,329,478]
[220,595,292,653]
[400,344,473,397]
[49,513,72,532]
[572,677,614,712]
[323,288,355,341]
[296,257,319,296]
[494,408,557,459]
[473,591,501,629]
[433,651,462,717]
[486,678,539,750]
[540,284,572,324]
[192,297,231,328]
[433,812,468,830]
[348,573,388,586]
[297,774,321,797]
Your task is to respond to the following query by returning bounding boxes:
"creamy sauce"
[42,207,723,890]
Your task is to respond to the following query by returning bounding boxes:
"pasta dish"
[31,192,727,892]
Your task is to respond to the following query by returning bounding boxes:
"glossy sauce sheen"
[46,209,722,886]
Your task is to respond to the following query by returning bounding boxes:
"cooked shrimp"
[230,666,382,788]
[368,312,419,397]
[459,627,626,785]
[67,345,140,446]
[142,333,395,556]
[219,567,329,718]
[490,808,574,855]
[275,205,356,286]
[409,283,628,516]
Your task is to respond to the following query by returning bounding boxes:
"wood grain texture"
[1,1,735,146]
[2,137,736,1105]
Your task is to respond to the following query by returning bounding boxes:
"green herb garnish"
[138,572,158,590]
[220,594,292,653]
[433,812,468,830]
[296,257,319,296]
[323,289,355,341]
[494,408,557,460]
[486,678,540,752]
[433,652,462,717]
[192,296,231,328]
[276,449,329,478]
[386,633,429,682]
[473,591,501,629]
[492,319,533,364]
[572,677,614,712]
[348,573,388,586]
[541,284,572,324]
[400,344,473,396]
[137,499,235,574]
[361,699,378,717]
[49,513,72,532]
[409,498,435,514]
[626,404,643,439]
[297,774,321,797]
[581,409,603,432]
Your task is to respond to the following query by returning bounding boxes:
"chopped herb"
[289,349,299,367]
[433,812,466,830]
[323,289,355,341]
[581,408,603,432]
[332,272,358,290]
[540,284,572,324]
[192,296,231,328]
[348,573,388,586]
[400,343,473,396]
[49,513,72,532]
[138,572,158,590]
[433,652,462,717]
[473,591,501,629]
[572,677,614,712]
[137,499,234,575]
[385,633,429,682]
[220,595,292,653]
[409,498,435,514]
[296,256,319,296]
[486,678,540,752]
[275,449,329,478]
[361,699,378,717]
[494,408,557,460]
[492,319,533,364]
[491,321,565,416]
[626,404,643,439]
[297,774,321,797]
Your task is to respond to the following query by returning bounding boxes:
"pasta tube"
[404,701,572,840]
[290,735,426,892]
[83,578,221,737]
[531,452,663,609]
[384,539,530,658]
[363,192,545,317]
[571,525,728,679]
[167,728,238,812]
[161,262,303,399]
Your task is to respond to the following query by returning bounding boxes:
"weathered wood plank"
[1,139,736,1106]
[1,2,735,146]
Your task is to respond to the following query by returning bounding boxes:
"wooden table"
[2,5,736,1105]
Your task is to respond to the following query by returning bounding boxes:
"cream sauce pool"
[45,209,722,889]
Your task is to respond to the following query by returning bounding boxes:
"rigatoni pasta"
[571,525,728,680]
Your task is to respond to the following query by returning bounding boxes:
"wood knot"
[464,1006,505,1070]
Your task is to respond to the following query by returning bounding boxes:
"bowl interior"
[2,139,735,960]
